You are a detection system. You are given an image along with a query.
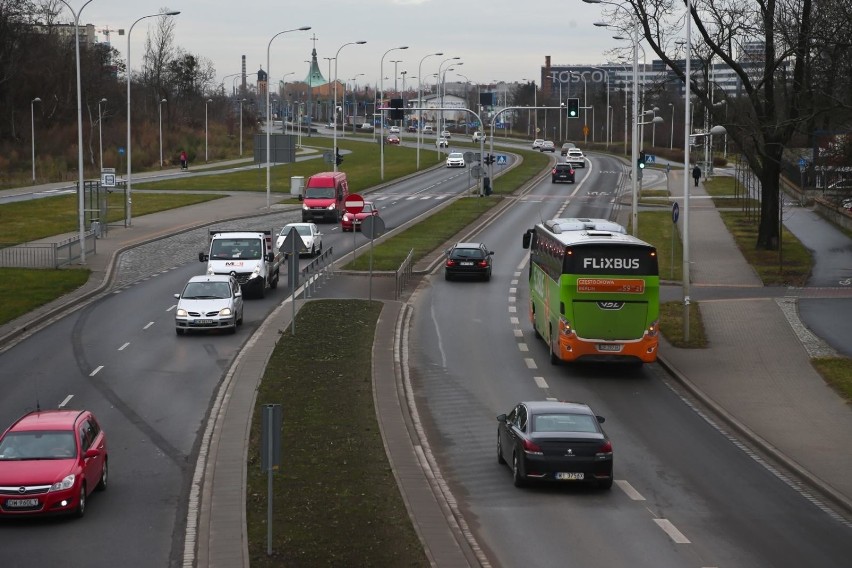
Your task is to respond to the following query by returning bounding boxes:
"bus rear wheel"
[549,331,561,366]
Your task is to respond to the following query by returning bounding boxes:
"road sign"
[361,215,385,239]
[101,168,116,187]
[118,147,125,155]
[471,165,482,179]
[583,125,589,137]
[645,154,656,164]
[345,193,365,215]
[496,155,507,165]
[463,151,474,163]
[323,151,334,164]
[672,202,680,224]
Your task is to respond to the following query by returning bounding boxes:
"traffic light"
[335,147,343,166]
[485,154,495,165]
[567,98,580,118]
[389,98,404,121]
[638,151,646,169]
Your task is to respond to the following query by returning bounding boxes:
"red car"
[386,134,400,145]
[341,201,379,232]
[0,409,108,518]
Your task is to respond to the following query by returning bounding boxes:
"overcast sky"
[73,0,635,90]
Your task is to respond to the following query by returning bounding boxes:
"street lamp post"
[380,45,409,180]
[31,97,41,183]
[158,98,167,167]
[390,59,402,93]
[266,26,312,210]
[435,56,459,146]
[239,98,246,157]
[205,98,212,162]
[333,41,367,172]
[57,0,96,264]
[590,66,610,147]
[127,10,180,227]
[346,73,364,136]
[590,3,639,235]
[440,62,462,137]
[417,52,443,169]
[669,102,675,149]
[97,98,106,171]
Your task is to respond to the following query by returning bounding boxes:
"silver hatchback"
[175,274,244,335]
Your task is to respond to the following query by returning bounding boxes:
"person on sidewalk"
[180,150,188,171]
[692,165,701,186]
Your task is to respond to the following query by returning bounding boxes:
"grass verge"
[245,300,429,567]
[0,267,91,323]
[812,357,852,404]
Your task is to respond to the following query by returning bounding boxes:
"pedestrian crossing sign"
[496,155,507,165]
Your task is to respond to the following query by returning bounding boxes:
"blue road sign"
[645,154,656,164]
[496,155,507,165]
[798,158,807,169]
[118,147,125,155]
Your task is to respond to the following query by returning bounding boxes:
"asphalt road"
[409,152,852,567]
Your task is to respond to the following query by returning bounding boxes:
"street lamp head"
[613,35,627,40]
[594,21,611,27]
[583,0,603,3]
[165,11,180,16]
[206,98,213,103]
[356,40,367,45]
[160,98,167,103]
[298,26,311,31]
[398,46,409,50]
[99,98,107,103]
[33,97,41,103]
[710,125,727,135]
[652,116,664,124]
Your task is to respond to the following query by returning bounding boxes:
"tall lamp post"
[239,98,246,156]
[205,98,212,162]
[333,41,367,172]
[158,98,167,167]
[435,56,459,146]
[589,1,639,235]
[345,73,365,137]
[97,98,107,171]
[127,10,180,227]
[590,66,610,147]
[57,0,95,264]
[416,52,443,169]
[380,45,409,180]
[31,97,41,183]
[669,102,675,149]
[266,26,312,210]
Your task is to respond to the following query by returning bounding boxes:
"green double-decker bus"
[521,218,660,365]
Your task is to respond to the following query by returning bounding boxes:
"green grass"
[812,357,852,404]
[245,300,429,567]
[659,301,707,348]
[0,267,91,323]
[0,192,224,243]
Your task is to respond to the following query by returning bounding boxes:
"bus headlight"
[558,317,575,337]
[647,319,660,337]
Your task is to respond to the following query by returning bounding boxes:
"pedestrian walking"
[180,150,188,171]
[692,165,701,186]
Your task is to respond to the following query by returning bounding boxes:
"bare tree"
[604,0,852,250]
[141,11,177,102]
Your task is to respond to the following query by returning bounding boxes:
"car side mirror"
[596,415,606,424]
[266,252,275,262]
[174,293,180,299]
[496,414,507,423]
[199,252,208,262]
[234,289,242,298]
[84,448,100,459]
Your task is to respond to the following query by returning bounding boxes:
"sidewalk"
[658,171,852,517]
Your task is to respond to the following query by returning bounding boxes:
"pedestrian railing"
[0,231,96,269]
[300,247,334,298]
[395,249,415,300]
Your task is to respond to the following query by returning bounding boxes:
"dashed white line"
[653,518,691,544]
[508,306,517,313]
[144,322,155,329]
[615,479,646,500]
[118,342,130,351]
[524,358,537,369]
[167,305,177,312]
[518,343,529,352]
[58,395,74,408]
[90,366,104,376]
[534,376,548,389]
[508,296,516,303]
[509,287,517,294]
[513,329,523,337]
[510,317,519,325]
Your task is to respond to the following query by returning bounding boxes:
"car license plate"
[6,498,39,508]
[597,344,623,352]
[195,319,213,324]
[555,472,584,481]
[460,261,473,266]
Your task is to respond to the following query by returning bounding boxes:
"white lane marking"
[615,479,646,500]
[546,397,557,401]
[508,296,516,303]
[509,287,517,294]
[508,306,517,313]
[510,317,519,325]
[167,305,177,312]
[144,322,155,329]
[534,376,548,389]
[58,395,74,408]
[518,343,529,352]
[653,518,691,544]
[511,279,518,285]
[513,329,523,337]
[90,366,104,376]
[524,358,537,369]
[118,342,130,351]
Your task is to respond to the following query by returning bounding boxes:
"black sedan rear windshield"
[450,248,485,260]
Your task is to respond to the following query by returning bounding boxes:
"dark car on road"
[560,142,576,156]
[0,409,108,518]
[552,163,576,183]
[497,401,613,489]
[444,242,493,281]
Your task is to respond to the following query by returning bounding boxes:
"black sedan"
[444,242,493,281]
[497,401,613,489]
[551,163,576,183]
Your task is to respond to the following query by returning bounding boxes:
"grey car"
[175,274,244,335]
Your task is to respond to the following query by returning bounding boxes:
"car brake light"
[595,440,613,459]
[522,438,543,455]
[477,260,488,267]
[446,259,456,267]
[552,168,557,174]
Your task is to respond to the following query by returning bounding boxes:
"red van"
[301,171,349,223]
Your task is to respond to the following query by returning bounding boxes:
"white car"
[440,130,452,139]
[277,222,323,257]
[446,152,466,168]
[388,126,400,134]
[566,149,586,168]
[359,122,374,131]
[532,139,545,149]
[436,137,449,148]
[174,274,243,335]
[472,131,485,143]
[423,125,434,134]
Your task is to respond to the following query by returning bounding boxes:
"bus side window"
[560,302,565,315]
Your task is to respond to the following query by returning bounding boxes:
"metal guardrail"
[395,249,414,300]
[300,247,335,298]
[0,231,96,268]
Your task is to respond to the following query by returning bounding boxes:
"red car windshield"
[0,431,77,460]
